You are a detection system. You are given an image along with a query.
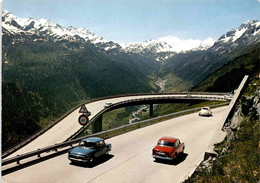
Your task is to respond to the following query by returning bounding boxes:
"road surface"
[2,106,227,183]
[5,94,227,159]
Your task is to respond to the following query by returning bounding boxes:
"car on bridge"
[152,136,185,161]
[104,102,113,108]
[198,107,212,116]
[68,137,111,163]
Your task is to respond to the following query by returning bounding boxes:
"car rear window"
[79,141,96,148]
[157,140,175,147]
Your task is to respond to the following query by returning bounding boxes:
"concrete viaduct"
[4,92,231,159]
[82,93,231,135]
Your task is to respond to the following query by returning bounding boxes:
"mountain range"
[160,20,260,90]
[2,10,260,98]
[2,10,260,91]
[2,10,259,150]
[2,10,259,64]
[2,10,214,60]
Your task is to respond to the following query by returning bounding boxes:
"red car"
[152,136,185,161]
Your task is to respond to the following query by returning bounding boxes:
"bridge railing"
[66,94,230,140]
[2,102,229,167]
[2,92,230,159]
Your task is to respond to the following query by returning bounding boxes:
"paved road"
[2,106,228,183]
[5,94,227,159]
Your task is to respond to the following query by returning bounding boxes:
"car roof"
[81,137,104,143]
[159,136,178,143]
[202,107,210,109]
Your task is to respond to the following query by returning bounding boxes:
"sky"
[1,0,260,44]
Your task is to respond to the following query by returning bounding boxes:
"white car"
[198,107,212,116]
[104,102,113,108]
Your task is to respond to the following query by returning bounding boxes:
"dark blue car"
[68,137,111,163]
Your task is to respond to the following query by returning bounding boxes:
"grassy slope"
[186,115,259,182]
[183,43,260,182]
[185,75,260,183]
[193,43,260,92]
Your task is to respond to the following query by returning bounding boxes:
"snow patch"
[2,10,109,45]
[125,36,215,54]
[232,28,247,42]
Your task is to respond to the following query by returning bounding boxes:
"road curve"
[5,94,227,159]
[2,106,228,183]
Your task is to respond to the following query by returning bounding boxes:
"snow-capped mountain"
[123,36,215,61]
[124,36,214,54]
[218,20,260,43]
[2,10,260,62]
[2,10,214,60]
[2,10,260,109]
[2,10,121,51]
[2,10,103,43]
[212,20,260,54]
[124,20,260,61]
[161,20,260,86]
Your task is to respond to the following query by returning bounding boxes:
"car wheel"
[173,153,177,161]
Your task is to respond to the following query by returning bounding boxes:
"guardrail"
[2,102,229,167]
[67,95,230,140]
[203,75,249,160]
[2,92,230,159]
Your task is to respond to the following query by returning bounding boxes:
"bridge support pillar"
[150,104,153,117]
[92,115,102,133]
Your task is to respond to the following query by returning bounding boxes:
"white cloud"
[258,0,260,3]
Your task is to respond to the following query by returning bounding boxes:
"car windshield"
[202,108,209,110]
[79,141,95,148]
[157,140,175,147]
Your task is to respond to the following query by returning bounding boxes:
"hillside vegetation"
[185,76,260,182]
[193,43,260,92]
[2,23,259,152]
[2,82,47,149]
[96,42,259,132]
[139,43,260,119]
[2,41,159,151]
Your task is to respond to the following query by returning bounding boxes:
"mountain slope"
[2,10,114,49]
[2,82,47,150]
[1,11,160,150]
[192,43,260,92]
[2,10,215,62]
[2,11,160,121]
[123,36,214,62]
[2,11,259,103]
[161,20,260,90]
[2,11,259,151]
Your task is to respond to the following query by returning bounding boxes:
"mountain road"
[5,94,228,159]
[2,106,228,183]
